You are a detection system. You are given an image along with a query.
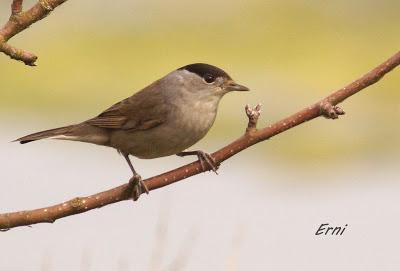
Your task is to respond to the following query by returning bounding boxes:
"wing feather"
[86,116,127,129]
[85,82,168,131]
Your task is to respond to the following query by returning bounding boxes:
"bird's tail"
[14,125,78,144]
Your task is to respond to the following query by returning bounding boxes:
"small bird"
[15,63,249,200]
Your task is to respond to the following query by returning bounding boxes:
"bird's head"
[171,63,249,99]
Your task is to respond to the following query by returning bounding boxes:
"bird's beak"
[225,81,250,92]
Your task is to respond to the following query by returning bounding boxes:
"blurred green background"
[1,0,399,166]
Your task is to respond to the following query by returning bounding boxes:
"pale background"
[0,0,399,270]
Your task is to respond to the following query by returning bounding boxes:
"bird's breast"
[111,97,220,159]
[176,100,217,135]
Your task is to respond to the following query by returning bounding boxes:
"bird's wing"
[86,86,168,131]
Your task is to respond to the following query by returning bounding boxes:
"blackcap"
[15,63,250,200]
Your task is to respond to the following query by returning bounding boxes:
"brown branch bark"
[0,0,68,66]
[1,51,399,230]
[11,0,23,15]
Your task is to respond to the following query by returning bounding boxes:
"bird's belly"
[110,111,216,159]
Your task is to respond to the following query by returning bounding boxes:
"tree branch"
[11,0,23,15]
[0,0,68,66]
[1,51,399,230]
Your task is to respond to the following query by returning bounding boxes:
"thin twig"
[245,103,262,133]
[11,0,23,15]
[0,0,68,66]
[0,51,399,230]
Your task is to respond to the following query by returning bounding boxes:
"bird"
[15,63,250,200]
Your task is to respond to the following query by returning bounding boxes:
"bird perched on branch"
[15,63,250,200]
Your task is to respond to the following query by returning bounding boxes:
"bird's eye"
[203,74,216,83]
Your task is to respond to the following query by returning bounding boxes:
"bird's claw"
[129,174,149,201]
[197,151,220,174]
[177,150,220,174]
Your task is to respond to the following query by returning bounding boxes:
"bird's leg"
[123,153,149,201]
[177,150,219,174]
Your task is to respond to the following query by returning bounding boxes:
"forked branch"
[0,51,399,230]
[0,0,68,66]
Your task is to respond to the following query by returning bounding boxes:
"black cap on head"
[179,63,232,81]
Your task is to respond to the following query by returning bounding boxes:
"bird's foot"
[129,174,149,201]
[177,150,220,174]
[197,151,219,174]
